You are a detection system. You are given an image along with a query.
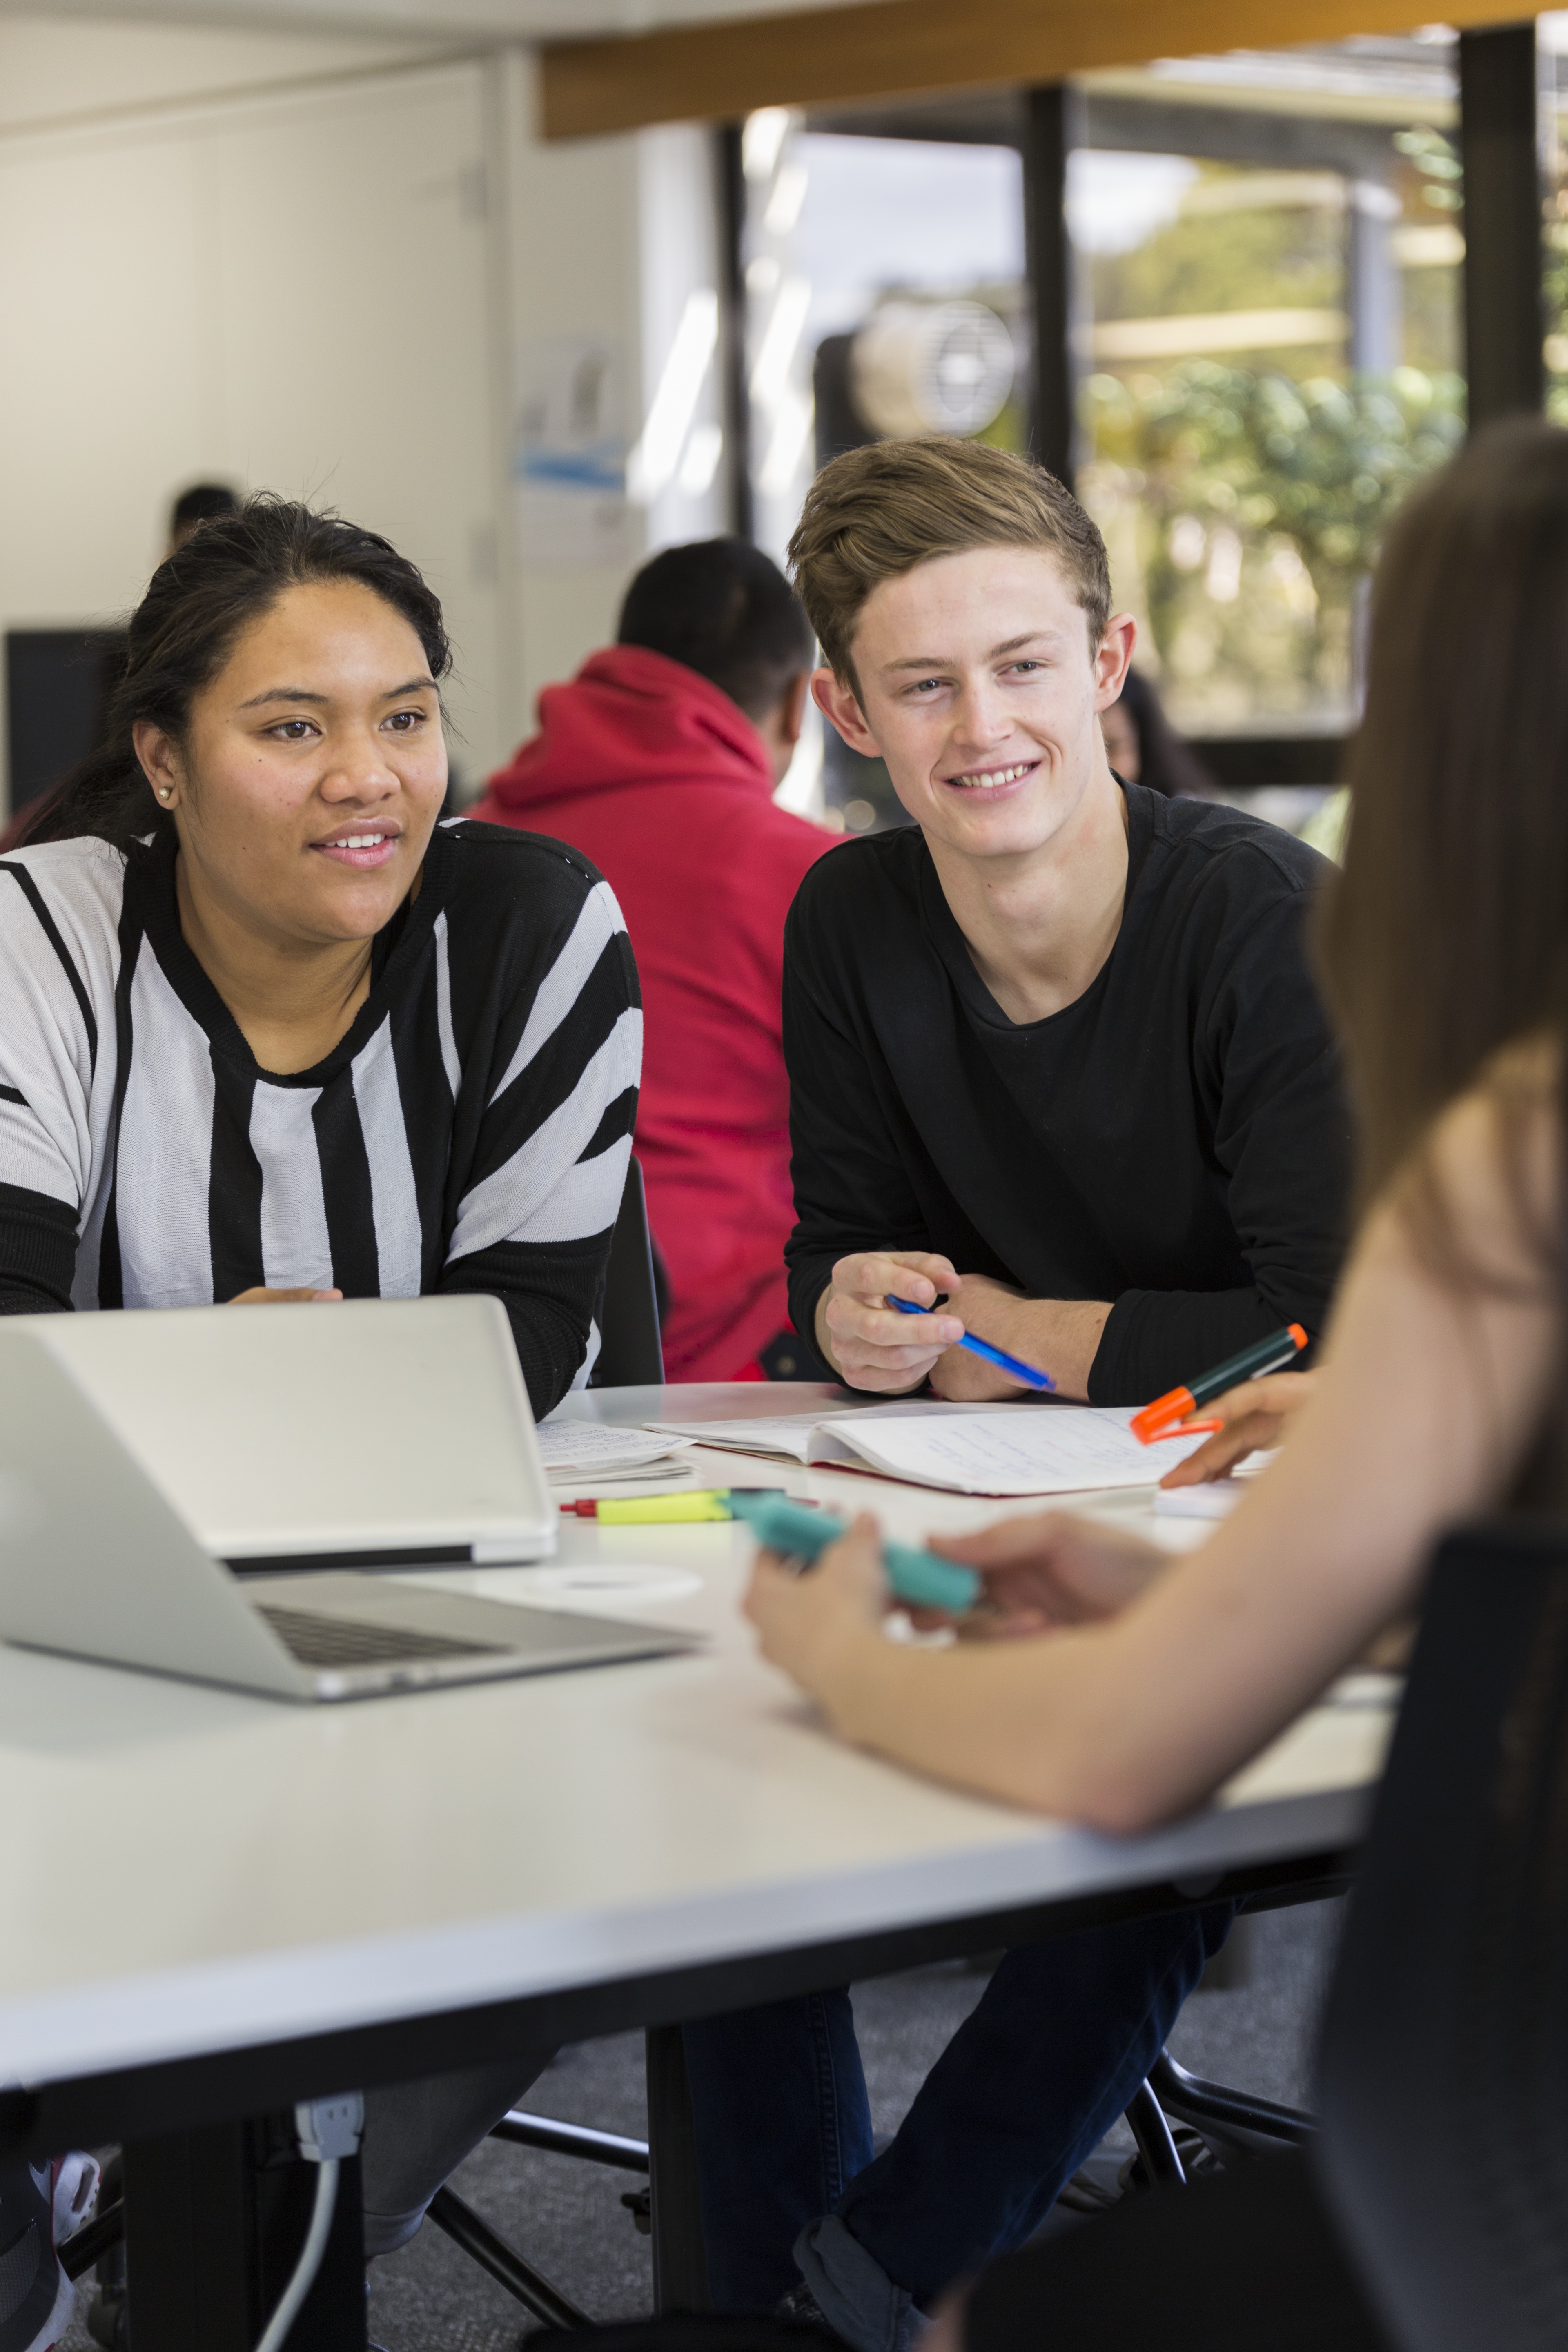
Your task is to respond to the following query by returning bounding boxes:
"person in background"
[1098,665,1215,797]
[476,538,840,1382]
[0,483,243,860]
[678,438,1350,2352]
[167,478,238,554]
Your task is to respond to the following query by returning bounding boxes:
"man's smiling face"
[813,545,1134,866]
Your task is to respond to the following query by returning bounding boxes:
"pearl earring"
[157,787,173,802]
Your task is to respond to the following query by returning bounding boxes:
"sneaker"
[50,2156,100,2249]
[775,2282,846,2341]
[0,2161,77,2352]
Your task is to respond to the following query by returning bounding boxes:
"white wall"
[0,12,446,130]
[501,58,726,729]
[0,16,727,803]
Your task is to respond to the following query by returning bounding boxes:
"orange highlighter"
[1131,1323,1309,1446]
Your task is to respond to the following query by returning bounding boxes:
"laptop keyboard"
[257,1605,509,1669]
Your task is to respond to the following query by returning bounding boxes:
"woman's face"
[135,579,448,950]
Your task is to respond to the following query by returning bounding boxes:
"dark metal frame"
[428,2183,591,2328]
[1021,85,1084,486]
[715,121,754,542]
[1150,2049,1316,2152]
[1460,21,1547,427]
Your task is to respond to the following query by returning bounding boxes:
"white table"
[0,1383,1391,2338]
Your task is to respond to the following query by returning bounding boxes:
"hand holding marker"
[1131,1323,1309,1445]
[730,1492,980,1615]
[886,1292,1055,1392]
[564,1486,978,1609]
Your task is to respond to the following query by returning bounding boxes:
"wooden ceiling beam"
[539,0,1530,140]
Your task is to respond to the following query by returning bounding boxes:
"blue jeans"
[682,1904,1232,2317]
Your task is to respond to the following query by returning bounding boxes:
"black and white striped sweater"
[0,817,641,1416]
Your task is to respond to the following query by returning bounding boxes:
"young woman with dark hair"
[0,497,640,2293]
[745,415,1568,2346]
[0,496,639,1402]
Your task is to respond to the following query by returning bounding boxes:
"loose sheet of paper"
[646,1417,820,1462]
[646,1400,961,1465]
[535,1424,692,1479]
[821,1406,1209,1495]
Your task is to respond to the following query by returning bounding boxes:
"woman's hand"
[744,1514,891,1703]
[227,1285,343,1304]
[933,1511,1169,1635]
[1158,1370,1317,1488]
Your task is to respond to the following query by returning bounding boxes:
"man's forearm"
[931,1283,1111,1404]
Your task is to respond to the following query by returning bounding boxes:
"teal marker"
[729,1492,980,1615]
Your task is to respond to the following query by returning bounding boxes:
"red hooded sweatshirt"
[474,644,839,1382]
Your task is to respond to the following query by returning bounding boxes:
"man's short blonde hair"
[787,437,1113,691]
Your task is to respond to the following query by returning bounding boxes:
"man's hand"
[228,1286,344,1305]
[928,1274,1111,1404]
[815,1251,964,1391]
[933,1510,1168,1635]
[1158,1370,1316,1487]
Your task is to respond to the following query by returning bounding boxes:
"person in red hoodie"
[476,538,840,1381]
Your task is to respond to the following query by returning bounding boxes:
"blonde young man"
[680,442,1350,2348]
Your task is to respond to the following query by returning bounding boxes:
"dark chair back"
[1316,1519,1568,2352]
[591,1156,664,1388]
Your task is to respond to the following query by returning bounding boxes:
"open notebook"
[645,1401,1209,1498]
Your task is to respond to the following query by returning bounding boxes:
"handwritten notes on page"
[646,1403,1207,1496]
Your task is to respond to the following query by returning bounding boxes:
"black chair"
[887,1515,1568,2352]
[592,1157,664,1389]
[1315,1517,1568,2349]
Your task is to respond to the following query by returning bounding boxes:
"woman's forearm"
[812,1622,1145,1829]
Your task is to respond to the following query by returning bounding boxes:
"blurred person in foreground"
[476,539,839,1381]
[750,414,1568,2352]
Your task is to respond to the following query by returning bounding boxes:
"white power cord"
[254,2092,365,2352]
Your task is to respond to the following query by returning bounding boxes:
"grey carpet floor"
[58,1899,1343,2352]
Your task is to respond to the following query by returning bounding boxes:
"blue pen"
[729,1492,980,1615]
[886,1293,1056,1392]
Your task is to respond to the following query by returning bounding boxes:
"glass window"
[741,36,1467,824]
[1075,36,1464,746]
[1541,15,1568,416]
[739,111,1026,826]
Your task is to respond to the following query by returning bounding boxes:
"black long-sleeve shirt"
[782,784,1351,1407]
[0,820,641,1417]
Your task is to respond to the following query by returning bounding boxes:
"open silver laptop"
[0,1331,695,1702]
[7,1294,556,1570]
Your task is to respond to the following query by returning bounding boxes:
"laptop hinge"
[226,1545,473,1577]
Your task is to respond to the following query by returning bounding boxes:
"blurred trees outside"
[1076,142,1465,733]
[1082,362,1463,730]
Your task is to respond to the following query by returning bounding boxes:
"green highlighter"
[729,1492,980,1616]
